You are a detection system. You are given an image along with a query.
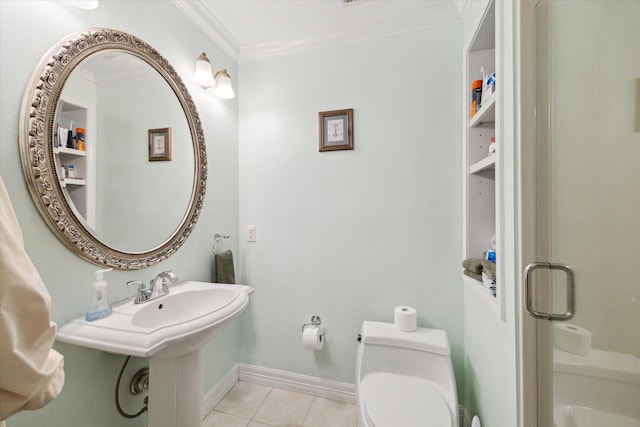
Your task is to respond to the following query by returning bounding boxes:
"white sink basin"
[57,281,254,358]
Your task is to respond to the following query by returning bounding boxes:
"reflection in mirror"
[55,52,194,252]
[19,28,206,269]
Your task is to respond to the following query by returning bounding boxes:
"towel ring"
[213,232,230,254]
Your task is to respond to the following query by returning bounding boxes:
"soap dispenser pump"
[85,268,113,322]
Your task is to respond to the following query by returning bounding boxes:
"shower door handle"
[524,262,575,321]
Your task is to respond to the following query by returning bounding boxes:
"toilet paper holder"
[302,315,325,336]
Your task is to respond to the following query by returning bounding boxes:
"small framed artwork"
[319,109,353,152]
[148,127,172,161]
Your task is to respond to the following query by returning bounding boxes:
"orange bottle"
[76,127,85,151]
[471,80,483,117]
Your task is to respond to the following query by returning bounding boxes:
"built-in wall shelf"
[464,0,503,320]
[463,274,499,315]
[469,155,496,174]
[60,178,86,188]
[469,94,496,128]
[54,146,86,156]
[55,99,89,221]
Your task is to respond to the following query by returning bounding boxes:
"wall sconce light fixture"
[193,52,235,99]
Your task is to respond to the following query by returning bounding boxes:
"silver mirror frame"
[18,28,207,270]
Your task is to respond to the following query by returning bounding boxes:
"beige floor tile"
[246,421,271,427]
[215,381,272,419]
[253,388,314,425]
[202,410,249,427]
[304,397,358,427]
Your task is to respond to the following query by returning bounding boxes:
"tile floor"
[202,381,359,427]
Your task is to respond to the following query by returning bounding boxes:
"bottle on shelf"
[488,137,496,155]
[66,129,74,149]
[76,127,85,151]
[471,79,483,117]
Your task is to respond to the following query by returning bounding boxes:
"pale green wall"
[0,1,240,426]
[237,24,465,391]
[2,2,473,426]
[95,77,193,251]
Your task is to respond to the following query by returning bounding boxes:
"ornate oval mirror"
[18,28,207,270]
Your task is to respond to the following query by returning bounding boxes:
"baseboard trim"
[238,363,356,403]
[203,364,465,425]
[201,363,239,419]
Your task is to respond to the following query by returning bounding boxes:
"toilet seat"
[361,373,452,427]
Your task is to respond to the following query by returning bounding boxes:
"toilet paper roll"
[394,306,417,332]
[302,326,324,350]
[554,323,591,355]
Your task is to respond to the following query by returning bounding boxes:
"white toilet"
[355,320,459,427]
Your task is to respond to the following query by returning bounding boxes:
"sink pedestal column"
[148,350,203,427]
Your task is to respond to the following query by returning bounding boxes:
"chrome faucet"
[149,270,178,300]
[127,270,179,304]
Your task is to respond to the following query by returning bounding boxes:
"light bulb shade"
[193,52,215,88]
[213,69,235,99]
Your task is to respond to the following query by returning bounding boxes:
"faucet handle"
[164,271,178,293]
[156,271,178,294]
[127,280,149,303]
[127,280,144,288]
[164,270,179,283]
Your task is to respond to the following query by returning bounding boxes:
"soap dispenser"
[85,268,113,322]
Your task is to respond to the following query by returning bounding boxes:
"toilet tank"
[356,321,457,400]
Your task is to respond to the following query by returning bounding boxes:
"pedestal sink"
[57,281,254,427]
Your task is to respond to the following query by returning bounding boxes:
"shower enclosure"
[522,1,640,426]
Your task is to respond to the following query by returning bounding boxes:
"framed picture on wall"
[319,109,353,152]
[148,127,172,161]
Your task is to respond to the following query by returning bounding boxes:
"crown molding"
[171,0,240,61]
[173,0,464,63]
[239,15,461,62]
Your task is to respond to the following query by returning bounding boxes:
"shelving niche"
[463,0,502,316]
[54,100,93,227]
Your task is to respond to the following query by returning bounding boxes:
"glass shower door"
[530,1,640,426]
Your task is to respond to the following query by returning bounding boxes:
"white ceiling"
[172,0,468,62]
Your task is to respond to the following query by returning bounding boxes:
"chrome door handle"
[524,262,575,320]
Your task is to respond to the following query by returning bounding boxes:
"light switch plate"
[247,225,256,242]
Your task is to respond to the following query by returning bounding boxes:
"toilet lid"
[362,373,452,427]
